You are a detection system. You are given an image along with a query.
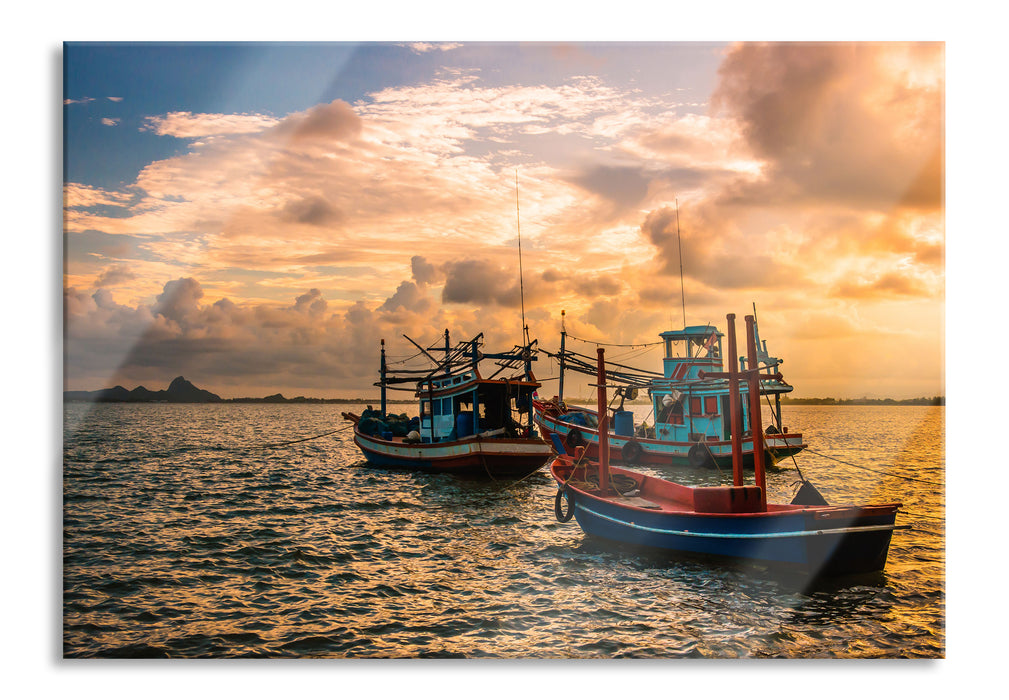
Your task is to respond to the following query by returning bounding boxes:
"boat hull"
[551,461,900,575]
[353,428,552,479]
[534,403,806,469]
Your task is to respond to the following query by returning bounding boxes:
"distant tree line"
[779,396,945,406]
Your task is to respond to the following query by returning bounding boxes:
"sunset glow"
[63,42,944,400]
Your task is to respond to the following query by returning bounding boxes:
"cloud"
[293,288,328,315]
[142,111,281,138]
[567,165,651,210]
[63,46,944,399]
[280,196,343,226]
[64,276,504,397]
[640,204,802,291]
[285,100,362,142]
[442,259,521,307]
[378,281,433,314]
[93,264,136,288]
[405,42,463,54]
[64,97,96,105]
[710,42,943,211]
[64,183,134,208]
[101,117,120,126]
[152,277,204,325]
[411,255,439,286]
[832,271,932,299]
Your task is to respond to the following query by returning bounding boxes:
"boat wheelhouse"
[343,331,552,478]
[533,316,806,469]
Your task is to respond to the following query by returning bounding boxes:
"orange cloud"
[142,111,281,138]
[711,42,943,212]
[63,44,944,399]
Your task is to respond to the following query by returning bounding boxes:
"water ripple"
[63,402,944,658]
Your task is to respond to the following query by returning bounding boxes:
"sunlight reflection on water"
[63,403,944,658]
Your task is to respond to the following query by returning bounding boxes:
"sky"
[63,40,945,400]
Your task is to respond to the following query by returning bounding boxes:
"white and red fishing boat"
[549,314,906,576]
[343,331,552,479]
[534,310,806,469]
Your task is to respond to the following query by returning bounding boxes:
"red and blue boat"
[549,314,906,575]
[534,313,806,469]
[343,331,552,479]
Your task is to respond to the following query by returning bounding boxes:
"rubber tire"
[554,487,575,522]
[688,443,713,469]
[620,439,643,463]
[565,428,585,449]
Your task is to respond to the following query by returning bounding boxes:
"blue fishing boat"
[343,331,552,479]
[534,311,806,468]
[549,314,906,575]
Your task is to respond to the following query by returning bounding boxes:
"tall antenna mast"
[515,169,529,346]
[675,198,686,327]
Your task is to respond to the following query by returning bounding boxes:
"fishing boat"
[549,314,906,575]
[342,331,552,479]
[534,310,806,469]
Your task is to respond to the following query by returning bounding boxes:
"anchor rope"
[801,447,944,487]
[256,423,355,449]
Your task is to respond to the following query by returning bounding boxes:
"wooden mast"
[725,315,744,487]
[380,338,387,417]
[699,312,780,508]
[745,315,767,511]
[596,347,610,495]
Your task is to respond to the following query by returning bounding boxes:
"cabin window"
[704,396,718,415]
[657,394,684,425]
[421,400,430,417]
[690,396,702,416]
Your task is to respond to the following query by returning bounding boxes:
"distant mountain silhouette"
[64,377,408,404]
[64,376,222,403]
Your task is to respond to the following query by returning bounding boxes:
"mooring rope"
[802,447,944,487]
[256,423,355,449]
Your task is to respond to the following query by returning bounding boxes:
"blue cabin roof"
[659,326,723,341]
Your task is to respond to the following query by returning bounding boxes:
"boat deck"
[554,457,899,520]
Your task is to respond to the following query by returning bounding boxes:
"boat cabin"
[658,326,724,381]
[417,373,539,443]
[372,331,540,444]
[646,324,790,443]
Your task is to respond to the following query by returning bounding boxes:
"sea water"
[63,403,944,658]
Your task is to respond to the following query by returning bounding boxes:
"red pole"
[596,347,610,495]
[744,315,767,510]
[725,314,744,487]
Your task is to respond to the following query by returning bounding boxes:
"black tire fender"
[621,439,643,463]
[688,442,713,469]
[565,427,585,449]
[554,487,575,522]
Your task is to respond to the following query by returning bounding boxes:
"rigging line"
[385,350,427,365]
[803,447,945,487]
[675,198,686,327]
[564,333,663,348]
[546,349,663,378]
[515,170,528,346]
